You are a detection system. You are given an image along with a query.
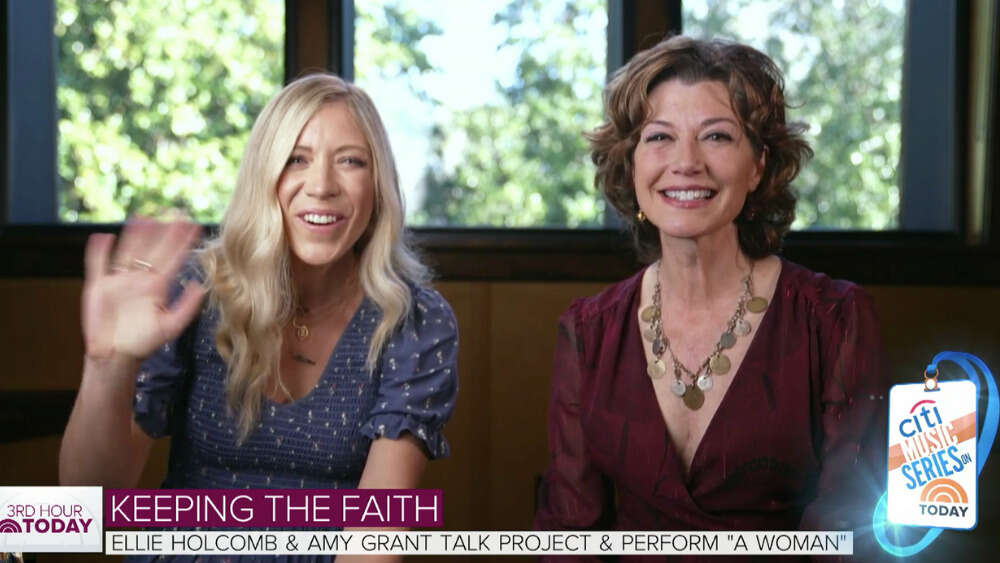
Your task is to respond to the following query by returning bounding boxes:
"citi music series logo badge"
[887,381,977,529]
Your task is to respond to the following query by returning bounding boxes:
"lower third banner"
[106,531,852,556]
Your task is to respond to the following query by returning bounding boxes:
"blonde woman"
[60,74,458,560]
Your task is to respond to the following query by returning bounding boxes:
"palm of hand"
[82,219,206,362]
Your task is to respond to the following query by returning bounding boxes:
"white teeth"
[663,189,714,201]
[303,213,340,225]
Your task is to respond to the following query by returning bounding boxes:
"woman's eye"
[644,132,670,143]
[705,132,733,142]
[286,155,306,166]
[341,156,367,167]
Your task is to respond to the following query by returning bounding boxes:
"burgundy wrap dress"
[535,259,888,561]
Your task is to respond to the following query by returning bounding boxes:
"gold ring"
[132,258,155,272]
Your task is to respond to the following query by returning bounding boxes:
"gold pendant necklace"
[291,315,310,341]
[291,292,351,343]
[640,260,770,410]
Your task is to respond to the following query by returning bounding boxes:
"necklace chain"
[291,281,357,342]
[642,260,767,410]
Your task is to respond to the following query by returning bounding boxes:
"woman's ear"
[750,145,768,192]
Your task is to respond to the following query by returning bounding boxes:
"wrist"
[78,353,144,406]
[83,350,143,374]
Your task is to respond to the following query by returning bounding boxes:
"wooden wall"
[2,277,1000,561]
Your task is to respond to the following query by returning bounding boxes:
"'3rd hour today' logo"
[1,501,93,533]
[0,487,103,553]
[887,380,978,529]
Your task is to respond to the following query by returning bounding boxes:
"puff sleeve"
[360,286,459,460]
[800,285,889,559]
[131,262,203,439]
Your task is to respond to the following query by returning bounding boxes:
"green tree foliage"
[415,0,607,227]
[58,0,902,230]
[412,0,902,228]
[354,2,441,99]
[684,0,903,229]
[56,0,283,222]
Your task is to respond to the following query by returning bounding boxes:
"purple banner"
[104,489,442,528]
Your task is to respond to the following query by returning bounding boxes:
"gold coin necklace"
[640,260,769,410]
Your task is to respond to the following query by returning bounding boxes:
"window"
[354,0,608,228]
[682,0,964,233]
[2,0,997,283]
[684,0,904,230]
[20,0,283,224]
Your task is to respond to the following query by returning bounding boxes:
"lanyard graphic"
[872,351,997,556]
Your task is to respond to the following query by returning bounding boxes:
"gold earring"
[636,210,646,222]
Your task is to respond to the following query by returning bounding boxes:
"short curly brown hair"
[588,35,813,262]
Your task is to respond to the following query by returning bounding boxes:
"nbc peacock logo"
[0,519,22,533]
[918,478,970,518]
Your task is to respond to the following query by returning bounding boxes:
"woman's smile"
[657,185,719,208]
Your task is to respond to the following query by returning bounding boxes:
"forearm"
[59,355,152,487]
[336,437,428,563]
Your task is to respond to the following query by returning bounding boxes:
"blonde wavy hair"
[198,73,428,442]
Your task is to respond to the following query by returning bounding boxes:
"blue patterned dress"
[130,269,459,561]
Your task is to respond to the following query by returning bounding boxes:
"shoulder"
[560,269,644,330]
[779,258,875,313]
[382,283,458,351]
[778,260,879,337]
[409,284,455,317]
[407,284,457,332]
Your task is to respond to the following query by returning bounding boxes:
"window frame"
[2,0,999,285]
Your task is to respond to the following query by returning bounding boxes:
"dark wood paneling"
[486,282,605,530]
[0,277,84,389]
[0,391,75,443]
[635,0,680,49]
[293,0,330,75]
[420,282,493,530]
[4,225,1000,284]
[1,280,999,562]
[987,3,1000,245]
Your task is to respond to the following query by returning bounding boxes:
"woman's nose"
[670,138,704,176]
[304,160,341,198]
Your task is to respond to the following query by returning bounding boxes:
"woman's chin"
[290,246,354,270]
[654,221,741,246]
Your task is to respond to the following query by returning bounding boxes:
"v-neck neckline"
[265,296,372,409]
[633,258,787,486]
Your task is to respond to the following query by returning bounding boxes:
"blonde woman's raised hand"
[82,218,207,363]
